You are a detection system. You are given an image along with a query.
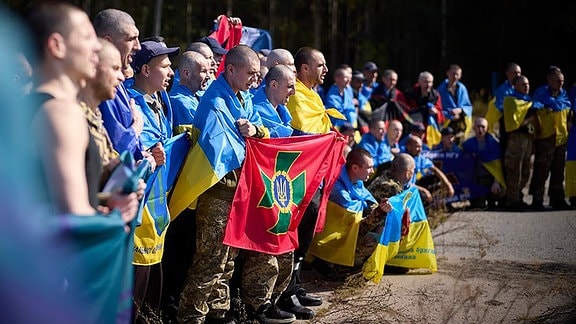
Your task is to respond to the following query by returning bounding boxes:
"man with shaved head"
[177,44,268,324]
[169,51,211,126]
[266,48,296,73]
[185,41,218,79]
[93,9,150,164]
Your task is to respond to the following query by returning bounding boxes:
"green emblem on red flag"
[258,151,306,234]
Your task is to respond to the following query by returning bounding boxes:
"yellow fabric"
[426,124,442,148]
[535,109,568,145]
[168,144,220,219]
[362,220,437,283]
[484,97,502,133]
[554,110,569,146]
[503,97,532,132]
[133,205,168,265]
[287,79,345,134]
[483,159,507,189]
[536,109,556,139]
[307,201,362,267]
[566,161,576,197]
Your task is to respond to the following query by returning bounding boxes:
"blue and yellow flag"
[426,115,442,148]
[307,166,377,266]
[362,185,437,283]
[287,79,345,134]
[566,123,576,197]
[168,74,266,218]
[484,97,502,133]
[133,133,189,265]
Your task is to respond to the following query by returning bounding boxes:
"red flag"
[224,133,346,255]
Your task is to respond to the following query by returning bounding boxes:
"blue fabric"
[329,165,376,212]
[532,85,572,112]
[357,133,393,168]
[461,133,501,163]
[193,74,264,179]
[494,81,514,111]
[98,82,143,159]
[361,82,379,99]
[324,84,357,126]
[252,87,293,138]
[411,154,434,184]
[432,142,461,153]
[509,90,543,109]
[125,88,174,150]
[437,79,473,119]
[169,83,201,126]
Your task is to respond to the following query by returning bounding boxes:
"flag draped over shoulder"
[168,75,265,218]
[484,97,502,133]
[223,133,346,255]
[362,185,437,283]
[287,79,345,134]
[503,96,533,132]
[307,167,377,266]
[133,133,189,265]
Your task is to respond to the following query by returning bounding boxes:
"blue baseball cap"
[132,40,180,73]
[198,36,228,55]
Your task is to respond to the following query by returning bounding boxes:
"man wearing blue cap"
[126,39,180,322]
[199,36,228,74]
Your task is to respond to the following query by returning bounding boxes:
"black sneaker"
[256,302,296,324]
[295,287,322,306]
[276,294,314,320]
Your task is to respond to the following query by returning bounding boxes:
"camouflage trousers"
[504,131,533,204]
[530,135,566,203]
[240,250,293,310]
[177,192,238,324]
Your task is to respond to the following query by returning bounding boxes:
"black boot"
[276,294,314,320]
[254,300,296,324]
[290,258,323,306]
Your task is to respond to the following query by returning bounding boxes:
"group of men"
[17,2,574,324]
[334,58,575,212]
[18,3,420,324]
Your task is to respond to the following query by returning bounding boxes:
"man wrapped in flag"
[307,148,392,271]
[502,75,540,210]
[363,153,437,283]
[530,66,571,210]
[172,45,268,324]
[461,117,506,209]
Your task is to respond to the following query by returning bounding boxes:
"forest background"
[5,0,576,101]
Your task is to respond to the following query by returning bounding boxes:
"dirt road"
[301,209,576,323]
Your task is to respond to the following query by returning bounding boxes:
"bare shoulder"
[35,98,88,146]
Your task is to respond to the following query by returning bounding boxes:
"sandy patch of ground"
[299,255,576,323]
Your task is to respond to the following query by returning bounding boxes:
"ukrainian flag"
[566,121,576,197]
[133,133,189,265]
[287,79,345,134]
[426,115,442,148]
[484,97,502,133]
[503,95,534,132]
[168,75,267,218]
[363,185,437,283]
[308,167,377,267]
